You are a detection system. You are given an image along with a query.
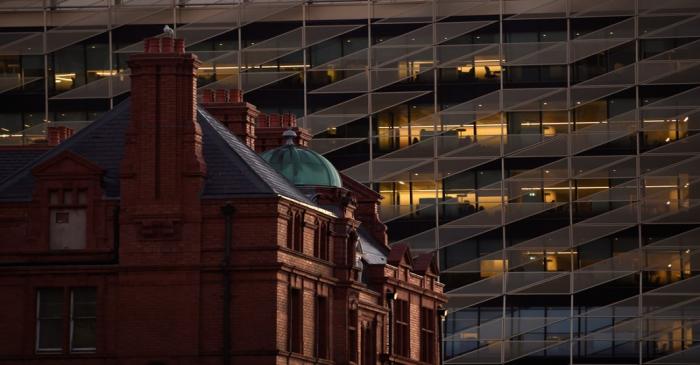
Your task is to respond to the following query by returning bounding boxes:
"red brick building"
[0,36,445,365]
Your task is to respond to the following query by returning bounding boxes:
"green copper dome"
[261,130,342,188]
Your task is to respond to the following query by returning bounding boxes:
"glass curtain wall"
[0,1,699,364]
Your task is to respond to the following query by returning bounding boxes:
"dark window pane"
[38,288,63,318]
[38,319,63,350]
[71,319,96,350]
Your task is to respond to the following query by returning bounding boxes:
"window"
[314,222,330,261]
[70,288,97,352]
[349,308,358,362]
[394,299,410,357]
[420,307,436,363]
[293,213,304,252]
[36,287,96,353]
[315,296,329,359]
[49,188,87,250]
[36,288,64,352]
[361,322,376,365]
[286,213,294,249]
[289,287,303,353]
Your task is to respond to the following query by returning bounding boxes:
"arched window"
[286,210,294,249]
[293,213,304,252]
[314,221,330,261]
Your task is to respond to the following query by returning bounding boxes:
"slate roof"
[0,99,314,205]
[0,148,47,182]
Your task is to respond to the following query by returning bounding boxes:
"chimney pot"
[202,89,215,103]
[47,125,74,146]
[269,113,281,127]
[215,89,229,103]
[145,38,160,53]
[174,38,185,54]
[229,89,243,103]
[161,37,174,53]
[257,114,270,127]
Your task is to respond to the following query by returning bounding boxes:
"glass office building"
[1,1,699,364]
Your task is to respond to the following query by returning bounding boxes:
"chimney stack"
[254,112,312,153]
[121,35,205,215]
[47,125,74,146]
[200,88,258,150]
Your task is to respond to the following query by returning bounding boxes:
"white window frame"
[69,288,97,353]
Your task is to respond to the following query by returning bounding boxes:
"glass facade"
[1,1,699,364]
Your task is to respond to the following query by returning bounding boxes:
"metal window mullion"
[367,0,373,187]
[499,1,507,364]
[566,2,575,364]
[634,1,644,364]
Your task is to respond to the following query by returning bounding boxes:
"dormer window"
[49,188,87,250]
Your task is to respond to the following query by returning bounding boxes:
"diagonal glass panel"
[198,71,297,94]
[574,180,637,202]
[647,226,700,249]
[375,47,433,68]
[503,88,566,111]
[309,137,365,155]
[442,90,501,114]
[436,0,501,19]
[570,86,631,108]
[577,202,638,225]
[503,42,566,65]
[505,0,566,19]
[372,90,431,113]
[646,343,700,364]
[448,274,504,295]
[440,203,502,227]
[647,38,700,61]
[643,14,700,38]
[506,272,567,293]
[304,115,367,136]
[505,202,564,224]
[572,224,632,248]
[446,317,503,341]
[571,0,635,17]
[570,39,633,63]
[507,134,568,157]
[639,60,700,84]
[442,135,502,158]
[309,70,367,94]
[575,271,637,293]
[571,127,636,154]
[504,340,569,363]
[443,342,502,364]
[373,159,431,182]
[50,72,130,99]
[437,226,496,249]
[516,274,571,294]
[645,62,700,85]
[575,63,636,87]
[380,203,436,223]
[0,75,41,95]
[438,44,500,68]
[374,1,433,24]
[305,24,364,47]
[311,48,367,71]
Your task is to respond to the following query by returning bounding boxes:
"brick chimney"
[47,125,74,146]
[254,112,312,153]
[119,35,205,261]
[200,88,258,150]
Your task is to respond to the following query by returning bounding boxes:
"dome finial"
[282,128,297,146]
